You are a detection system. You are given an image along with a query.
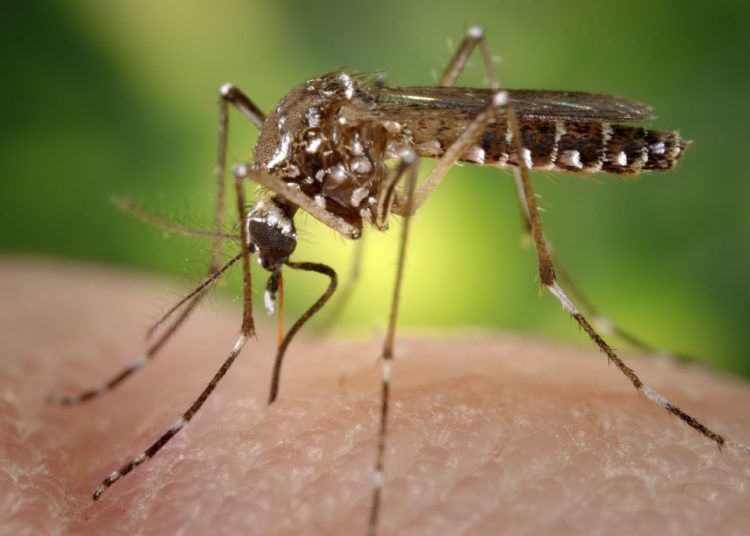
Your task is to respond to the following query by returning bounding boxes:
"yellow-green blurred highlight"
[2,1,749,376]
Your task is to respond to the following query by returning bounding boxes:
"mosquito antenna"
[146,252,243,339]
[111,196,240,242]
[47,252,244,406]
[267,261,337,404]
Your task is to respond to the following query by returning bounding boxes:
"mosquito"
[50,26,749,535]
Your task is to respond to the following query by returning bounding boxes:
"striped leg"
[402,90,509,215]
[49,254,240,406]
[50,85,262,406]
[367,152,419,536]
[446,27,697,362]
[442,27,699,367]
[92,123,259,501]
[509,167,696,363]
[92,332,250,500]
[506,109,750,455]
[405,26,500,214]
[440,25,498,88]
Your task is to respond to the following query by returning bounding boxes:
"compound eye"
[246,195,297,271]
[247,220,296,270]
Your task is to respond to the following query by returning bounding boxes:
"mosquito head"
[246,194,297,271]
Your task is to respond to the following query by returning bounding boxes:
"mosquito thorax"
[245,194,297,271]
[252,71,394,229]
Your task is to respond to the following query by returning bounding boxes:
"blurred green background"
[2,1,749,375]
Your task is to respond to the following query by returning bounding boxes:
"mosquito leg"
[403,91,509,215]
[50,87,263,405]
[92,330,251,501]
[509,167,695,363]
[232,162,256,337]
[440,25,498,89]
[368,151,419,536]
[445,29,740,445]
[92,103,262,500]
[145,253,242,339]
[505,109,750,455]
[394,27,506,215]
[268,261,338,404]
[47,254,241,406]
[214,84,265,264]
[442,26,687,360]
[234,165,362,239]
[147,83,264,338]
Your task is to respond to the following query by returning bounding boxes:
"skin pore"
[2,257,749,535]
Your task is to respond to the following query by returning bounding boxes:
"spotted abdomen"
[414,118,688,174]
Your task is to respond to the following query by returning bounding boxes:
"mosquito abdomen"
[412,118,687,175]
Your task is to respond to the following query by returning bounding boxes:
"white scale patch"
[497,120,513,165]
[418,139,442,156]
[359,207,372,220]
[126,354,148,373]
[266,133,292,170]
[306,137,322,153]
[650,141,666,155]
[219,83,234,97]
[373,469,384,489]
[548,282,579,316]
[234,163,248,178]
[587,123,614,173]
[382,359,392,382]
[170,416,187,433]
[314,195,326,209]
[615,151,628,167]
[493,91,508,107]
[545,121,567,169]
[232,334,248,353]
[382,121,401,134]
[351,186,370,207]
[339,72,354,100]
[351,156,372,174]
[668,141,682,161]
[521,148,533,169]
[306,107,321,128]
[463,145,485,164]
[264,289,275,315]
[327,164,347,182]
[248,197,296,238]
[559,150,583,169]
[351,134,364,155]
[642,385,670,409]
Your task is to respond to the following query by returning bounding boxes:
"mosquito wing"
[371,86,654,122]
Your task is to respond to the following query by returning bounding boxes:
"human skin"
[1,257,749,535]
